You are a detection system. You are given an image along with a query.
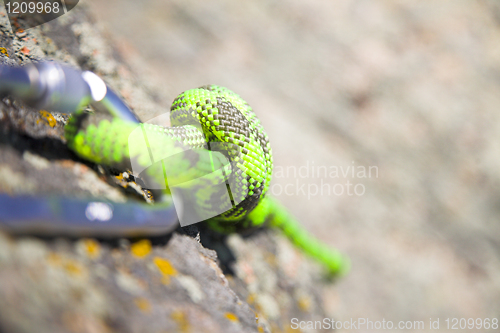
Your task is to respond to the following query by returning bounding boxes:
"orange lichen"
[161,276,171,285]
[171,310,190,332]
[47,252,62,266]
[39,110,57,127]
[114,173,131,189]
[224,312,239,323]
[264,253,277,266]
[246,293,256,305]
[82,239,100,259]
[297,295,312,312]
[154,257,178,277]
[20,46,30,55]
[47,253,86,277]
[134,298,152,313]
[64,261,83,276]
[131,239,152,258]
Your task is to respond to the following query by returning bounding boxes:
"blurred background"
[86,0,500,330]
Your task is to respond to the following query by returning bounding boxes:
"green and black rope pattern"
[65,85,349,276]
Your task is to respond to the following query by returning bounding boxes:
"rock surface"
[0,6,331,333]
[87,0,500,332]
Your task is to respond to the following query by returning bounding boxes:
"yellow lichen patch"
[171,310,190,332]
[114,173,131,189]
[134,297,151,313]
[297,295,312,312]
[154,256,178,278]
[224,312,239,323]
[64,261,84,276]
[161,276,172,285]
[82,239,100,259]
[0,47,8,57]
[39,110,57,127]
[47,253,87,278]
[246,293,256,305]
[285,326,299,333]
[258,326,265,333]
[47,252,62,266]
[131,239,152,258]
[264,253,277,267]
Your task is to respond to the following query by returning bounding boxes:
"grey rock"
[0,4,329,333]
